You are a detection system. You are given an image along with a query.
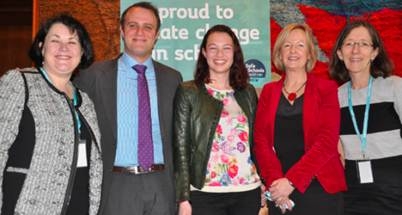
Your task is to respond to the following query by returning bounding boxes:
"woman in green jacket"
[173,24,261,215]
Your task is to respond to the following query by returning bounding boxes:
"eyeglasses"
[342,41,373,49]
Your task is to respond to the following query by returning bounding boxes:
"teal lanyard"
[39,67,81,132]
[347,76,373,159]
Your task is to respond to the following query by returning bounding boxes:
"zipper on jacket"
[60,95,80,215]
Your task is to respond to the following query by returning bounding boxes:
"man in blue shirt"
[74,2,182,214]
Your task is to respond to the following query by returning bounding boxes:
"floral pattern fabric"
[203,85,260,188]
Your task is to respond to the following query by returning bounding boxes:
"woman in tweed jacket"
[0,14,102,215]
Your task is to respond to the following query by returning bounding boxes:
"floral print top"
[195,84,260,192]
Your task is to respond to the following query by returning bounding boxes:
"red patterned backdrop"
[270,3,402,79]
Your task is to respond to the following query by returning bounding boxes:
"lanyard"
[39,67,81,132]
[347,76,373,159]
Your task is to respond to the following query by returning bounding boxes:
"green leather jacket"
[173,80,258,201]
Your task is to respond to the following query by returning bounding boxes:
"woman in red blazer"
[253,23,346,215]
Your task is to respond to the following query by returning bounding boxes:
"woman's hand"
[269,178,295,202]
[276,197,295,214]
[178,200,192,215]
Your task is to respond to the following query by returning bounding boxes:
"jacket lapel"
[269,79,284,129]
[101,60,118,140]
[302,74,315,147]
[153,61,168,152]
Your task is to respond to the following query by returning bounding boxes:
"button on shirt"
[115,53,164,166]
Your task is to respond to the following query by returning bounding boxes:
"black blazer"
[74,57,182,214]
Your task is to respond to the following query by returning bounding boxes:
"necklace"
[283,81,306,101]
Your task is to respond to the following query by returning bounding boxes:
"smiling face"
[41,23,83,79]
[121,6,159,63]
[337,26,379,76]
[202,32,234,78]
[280,28,310,73]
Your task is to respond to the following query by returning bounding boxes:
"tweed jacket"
[253,73,347,194]
[0,68,102,215]
[173,81,258,201]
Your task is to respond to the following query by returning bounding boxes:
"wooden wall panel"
[0,26,32,73]
[37,0,120,61]
[0,0,32,75]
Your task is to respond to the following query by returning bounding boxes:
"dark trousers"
[103,171,174,215]
[190,188,261,215]
[344,157,402,215]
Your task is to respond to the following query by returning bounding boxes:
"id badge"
[77,140,88,168]
[356,160,374,184]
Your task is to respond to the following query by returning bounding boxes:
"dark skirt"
[268,180,343,215]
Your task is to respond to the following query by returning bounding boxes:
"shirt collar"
[121,52,153,69]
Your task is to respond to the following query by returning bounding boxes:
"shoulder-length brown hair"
[329,20,393,84]
[272,23,318,73]
[194,24,249,90]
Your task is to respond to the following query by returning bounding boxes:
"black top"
[271,94,343,215]
[66,113,91,215]
[274,94,305,172]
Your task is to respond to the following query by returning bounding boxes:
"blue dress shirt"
[114,53,164,166]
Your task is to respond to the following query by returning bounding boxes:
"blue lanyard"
[39,67,81,132]
[347,76,373,159]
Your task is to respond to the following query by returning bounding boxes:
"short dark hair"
[29,13,94,69]
[194,24,249,90]
[329,20,394,84]
[120,1,161,32]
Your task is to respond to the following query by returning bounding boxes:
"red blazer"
[253,73,347,194]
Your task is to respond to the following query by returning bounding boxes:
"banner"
[121,1,271,86]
